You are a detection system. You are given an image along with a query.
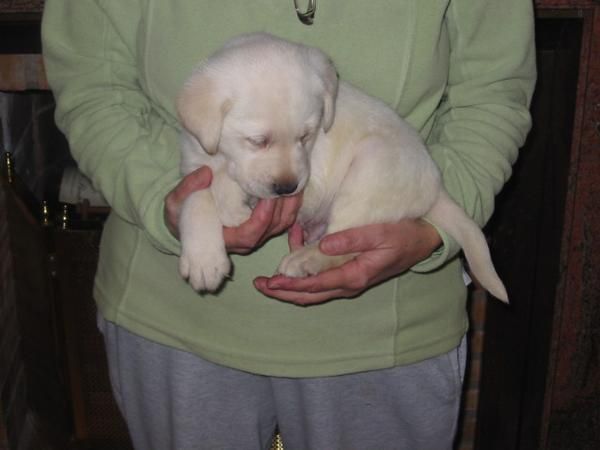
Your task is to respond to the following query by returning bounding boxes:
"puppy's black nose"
[272,182,298,196]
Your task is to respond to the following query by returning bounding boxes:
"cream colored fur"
[176,33,508,302]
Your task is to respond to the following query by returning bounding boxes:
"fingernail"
[320,236,338,254]
[266,278,282,289]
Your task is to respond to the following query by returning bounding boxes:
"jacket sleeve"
[42,0,182,255]
[412,0,537,273]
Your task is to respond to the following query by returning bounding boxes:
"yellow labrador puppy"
[176,33,508,302]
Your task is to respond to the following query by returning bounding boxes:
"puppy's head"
[176,33,339,199]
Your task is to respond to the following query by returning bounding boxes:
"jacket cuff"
[410,218,461,273]
[141,172,182,255]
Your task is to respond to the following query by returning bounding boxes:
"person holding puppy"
[42,1,536,449]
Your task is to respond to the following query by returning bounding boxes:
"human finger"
[223,199,276,253]
[253,276,352,305]
[265,194,303,237]
[318,224,385,256]
[287,223,305,251]
[263,258,371,294]
[164,166,213,238]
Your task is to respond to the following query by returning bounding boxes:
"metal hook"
[293,0,317,25]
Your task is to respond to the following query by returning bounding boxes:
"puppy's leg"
[278,146,400,277]
[211,168,253,227]
[276,193,364,277]
[179,189,230,292]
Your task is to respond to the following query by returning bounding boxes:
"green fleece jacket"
[42,0,536,377]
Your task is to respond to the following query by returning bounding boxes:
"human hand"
[223,193,303,254]
[164,166,214,238]
[253,219,442,305]
[164,166,302,254]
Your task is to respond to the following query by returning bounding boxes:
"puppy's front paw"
[277,245,330,277]
[179,245,231,292]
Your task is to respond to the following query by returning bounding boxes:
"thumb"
[287,223,305,251]
[319,226,378,255]
[183,166,213,193]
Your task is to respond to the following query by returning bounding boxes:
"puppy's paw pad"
[278,247,328,277]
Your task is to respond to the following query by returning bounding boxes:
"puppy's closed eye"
[246,135,271,149]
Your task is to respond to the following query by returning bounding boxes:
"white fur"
[176,33,508,302]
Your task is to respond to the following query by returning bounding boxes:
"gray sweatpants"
[98,315,466,450]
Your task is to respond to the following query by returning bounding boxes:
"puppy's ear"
[176,76,232,155]
[308,49,339,132]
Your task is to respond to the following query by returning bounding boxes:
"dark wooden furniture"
[0,156,71,450]
[475,2,600,449]
[1,155,132,450]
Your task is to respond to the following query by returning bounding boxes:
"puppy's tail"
[425,190,508,303]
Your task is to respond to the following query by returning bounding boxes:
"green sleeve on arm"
[42,0,182,255]
[411,0,537,273]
